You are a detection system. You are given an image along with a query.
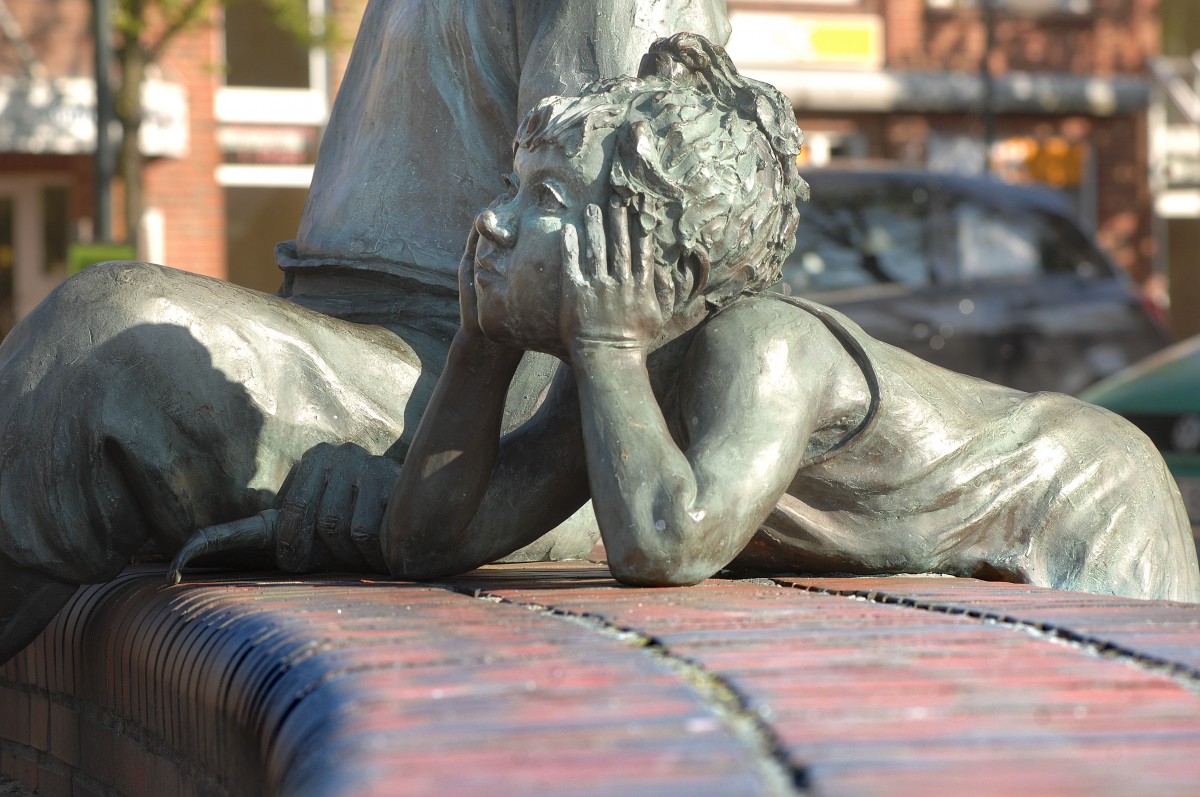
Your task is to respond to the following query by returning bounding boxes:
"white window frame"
[215,0,330,126]
[215,164,315,188]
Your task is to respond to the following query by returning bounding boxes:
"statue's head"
[472,33,808,351]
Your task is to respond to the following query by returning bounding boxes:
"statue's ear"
[638,50,687,82]
[678,249,710,308]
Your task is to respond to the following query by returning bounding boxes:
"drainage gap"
[441,583,807,797]
[779,580,1200,694]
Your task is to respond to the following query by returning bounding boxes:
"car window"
[784,187,931,293]
[952,200,1105,283]
[956,203,1039,280]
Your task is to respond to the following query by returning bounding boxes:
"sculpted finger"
[462,224,480,261]
[583,204,607,280]
[459,227,481,299]
[315,451,370,570]
[562,223,584,285]
[608,195,632,283]
[655,265,676,321]
[641,195,674,314]
[632,197,655,288]
[349,459,399,572]
[276,446,331,572]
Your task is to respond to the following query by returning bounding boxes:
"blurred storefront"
[217,0,329,293]
[726,0,1164,319]
[0,0,1183,337]
[0,0,192,338]
[0,0,219,338]
[1149,0,1200,339]
[0,0,344,336]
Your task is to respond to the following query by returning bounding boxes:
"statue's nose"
[476,209,516,248]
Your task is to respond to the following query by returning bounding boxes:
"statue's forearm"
[382,336,520,575]
[384,344,589,579]
[572,344,738,586]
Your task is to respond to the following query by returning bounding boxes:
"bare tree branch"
[146,0,216,60]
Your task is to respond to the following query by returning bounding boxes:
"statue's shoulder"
[685,295,846,387]
[696,294,831,349]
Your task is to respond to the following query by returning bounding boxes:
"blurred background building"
[725,0,1196,336]
[0,0,1194,339]
[0,0,358,339]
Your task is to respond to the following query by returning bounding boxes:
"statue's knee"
[0,261,187,400]
[58,260,165,314]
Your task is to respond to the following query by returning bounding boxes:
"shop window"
[225,0,310,88]
[0,198,13,339]
[225,186,309,293]
[216,0,329,125]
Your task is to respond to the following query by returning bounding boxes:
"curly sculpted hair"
[515,33,809,308]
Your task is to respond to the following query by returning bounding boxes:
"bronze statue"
[176,34,1200,603]
[1,9,1196,665]
[0,0,731,661]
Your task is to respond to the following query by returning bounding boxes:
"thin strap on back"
[771,293,881,467]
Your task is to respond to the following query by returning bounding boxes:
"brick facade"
[729,0,1163,290]
[142,18,225,279]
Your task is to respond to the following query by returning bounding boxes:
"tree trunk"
[114,40,146,251]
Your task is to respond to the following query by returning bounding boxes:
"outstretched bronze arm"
[169,226,590,583]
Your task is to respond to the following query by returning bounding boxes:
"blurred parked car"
[782,167,1170,394]
[1079,336,1200,527]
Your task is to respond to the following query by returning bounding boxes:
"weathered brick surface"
[454,565,1200,797]
[1,563,1198,796]
[786,575,1200,673]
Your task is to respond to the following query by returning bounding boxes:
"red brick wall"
[910,0,1160,285]
[327,0,366,104]
[142,12,226,279]
[0,0,93,79]
[903,0,1159,75]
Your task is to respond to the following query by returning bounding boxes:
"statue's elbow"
[381,529,438,581]
[607,548,710,587]
[385,552,446,582]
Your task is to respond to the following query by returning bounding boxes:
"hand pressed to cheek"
[457,225,485,341]
[560,196,668,352]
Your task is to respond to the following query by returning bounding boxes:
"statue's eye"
[502,172,519,197]
[533,182,566,210]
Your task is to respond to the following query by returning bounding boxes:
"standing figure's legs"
[0,261,435,660]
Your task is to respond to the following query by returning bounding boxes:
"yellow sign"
[725,12,883,70]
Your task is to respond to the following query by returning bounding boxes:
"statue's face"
[472,134,611,353]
